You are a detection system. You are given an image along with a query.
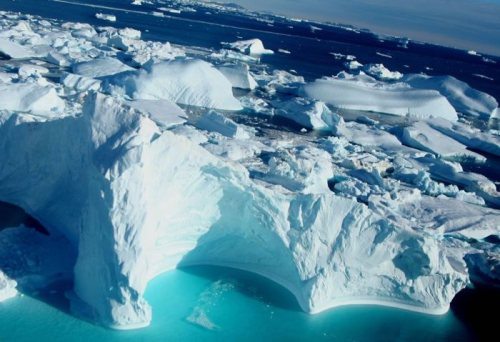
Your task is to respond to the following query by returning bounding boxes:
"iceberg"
[301,77,458,121]
[0,92,472,328]
[362,64,403,81]
[274,98,333,130]
[126,99,186,129]
[402,74,499,119]
[0,37,37,59]
[104,59,242,110]
[0,9,498,333]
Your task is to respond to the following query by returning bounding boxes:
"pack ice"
[0,11,498,330]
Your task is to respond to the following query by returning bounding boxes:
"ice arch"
[0,92,467,329]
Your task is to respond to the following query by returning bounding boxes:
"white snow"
[18,64,49,78]
[104,59,242,110]
[427,118,500,157]
[61,73,102,93]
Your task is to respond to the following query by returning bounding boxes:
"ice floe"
[223,38,274,56]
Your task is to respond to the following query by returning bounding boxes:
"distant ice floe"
[0,9,498,332]
[222,38,274,56]
[95,13,117,22]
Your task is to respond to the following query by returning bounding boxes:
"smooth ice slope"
[104,59,242,110]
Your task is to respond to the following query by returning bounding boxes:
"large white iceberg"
[0,92,473,329]
[301,77,458,121]
[402,74,499,119]
[104,59,243,110]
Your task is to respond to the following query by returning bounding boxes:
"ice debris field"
[0,7,499,331]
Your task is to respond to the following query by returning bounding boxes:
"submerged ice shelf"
[0,9,499,331]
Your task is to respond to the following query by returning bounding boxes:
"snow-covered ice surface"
[0,6,498,335]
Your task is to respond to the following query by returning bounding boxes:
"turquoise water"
[0,266,475,341]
